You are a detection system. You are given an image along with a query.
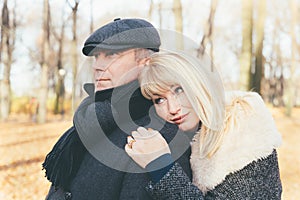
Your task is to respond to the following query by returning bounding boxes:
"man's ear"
[137,57,150,67]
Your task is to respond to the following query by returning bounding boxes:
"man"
[43,18,192,200]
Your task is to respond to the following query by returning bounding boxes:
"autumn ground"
[0,108,299,200]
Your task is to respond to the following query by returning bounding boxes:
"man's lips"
[95,79,111,89]
[171,113,189,124]
[96,78,110,81]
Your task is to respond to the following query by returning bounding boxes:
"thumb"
[125,144,133,156]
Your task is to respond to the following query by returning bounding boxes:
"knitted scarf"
[42,81,152,191]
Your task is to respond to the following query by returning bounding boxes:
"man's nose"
[93,54,112,71]
[93,61,109,72]
[94,69,105,79]
[168,96,181,114]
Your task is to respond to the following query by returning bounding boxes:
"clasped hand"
[125,127,171,168]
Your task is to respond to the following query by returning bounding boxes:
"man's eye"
[174,86,184,94]
[106,51,119,56]
[154,98,165,104]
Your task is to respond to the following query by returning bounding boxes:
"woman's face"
[152,85,200,132]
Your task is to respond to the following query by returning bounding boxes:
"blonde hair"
[139,50,229,158]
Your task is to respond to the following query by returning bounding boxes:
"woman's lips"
[171,113,189,124]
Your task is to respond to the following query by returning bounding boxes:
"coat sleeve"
[119,172,153,200]
[145,163,204,200]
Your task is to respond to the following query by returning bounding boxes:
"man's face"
[92,49,141,91]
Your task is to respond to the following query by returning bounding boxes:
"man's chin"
[95,82,114,91]
[95,85,114,92]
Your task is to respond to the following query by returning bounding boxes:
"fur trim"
[190,91,282,193]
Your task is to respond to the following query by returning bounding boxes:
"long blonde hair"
[139,50,227,158]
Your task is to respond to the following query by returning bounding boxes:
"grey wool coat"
[45,80,193,200]
[146,151,281,200]
[145,91,282,199]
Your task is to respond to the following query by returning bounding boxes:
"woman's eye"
[154,98,165,104]
[174,86,184,94]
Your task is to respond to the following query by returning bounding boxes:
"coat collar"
[83,80,152,121]
[190,91,282,193]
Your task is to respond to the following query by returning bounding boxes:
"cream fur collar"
[190,91,282,193]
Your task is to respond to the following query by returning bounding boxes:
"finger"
[131,131,141,139]
[125,144,133,155]
[127,135,134,143]
[147,128,160,137]
[127,136,136,149]
[137,127,159,138]
[137,127,150,137]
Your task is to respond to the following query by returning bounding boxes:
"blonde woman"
[125,51,282,199]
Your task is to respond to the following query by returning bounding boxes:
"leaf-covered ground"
[0,108,299,200]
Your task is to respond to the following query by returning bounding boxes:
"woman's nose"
[168,96,181,114]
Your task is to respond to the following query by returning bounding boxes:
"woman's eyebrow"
[170,84,179,90]
[151,93,161,97]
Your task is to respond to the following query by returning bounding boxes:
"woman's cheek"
[154,105,168,121]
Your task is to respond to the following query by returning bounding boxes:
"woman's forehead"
[146,83,181,97]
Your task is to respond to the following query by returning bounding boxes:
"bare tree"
[197,0,218,60]
[266,20,284,107]
[0,0,16,121]
[67,0,80,104]
[173,0,183,50]
[52,15,67,115]
[239,0,253,91]
[263,1,289,107]
[285,0,298,116]
[148,0,154,20]
[158,2,163,29]
[89,0,93,34]
[250,0,266,94]
[38,0,51,123]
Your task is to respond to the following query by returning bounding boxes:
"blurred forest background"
[0,0,299,122]
[0,0,299,199]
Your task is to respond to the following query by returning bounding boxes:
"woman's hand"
[125,127,171,168]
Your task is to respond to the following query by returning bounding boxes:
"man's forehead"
[93,49,134,56]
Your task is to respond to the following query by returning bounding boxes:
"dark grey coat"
[45,81,193,200]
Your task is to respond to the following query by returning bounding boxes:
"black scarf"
[42,81,152,190]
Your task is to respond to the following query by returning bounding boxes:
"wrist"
[145,153,174,183]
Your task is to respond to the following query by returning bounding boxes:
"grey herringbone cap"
[82,18,161,56]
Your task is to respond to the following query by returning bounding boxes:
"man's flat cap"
[82,18,161,56]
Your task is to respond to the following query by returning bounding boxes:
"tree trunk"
[285,0,298,116]
[251,0,266,94]
[0,0,15,121]
[173,0,183,50]
[197,0,217,58]
[89,0,93,34]
[158,3,162,29]
[38,0,50,123]
[54,20,66,115]
[70,1,79,107]
[148,0,154,20]
[239,0,253,91]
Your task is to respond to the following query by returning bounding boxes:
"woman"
[125,51,282,199]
